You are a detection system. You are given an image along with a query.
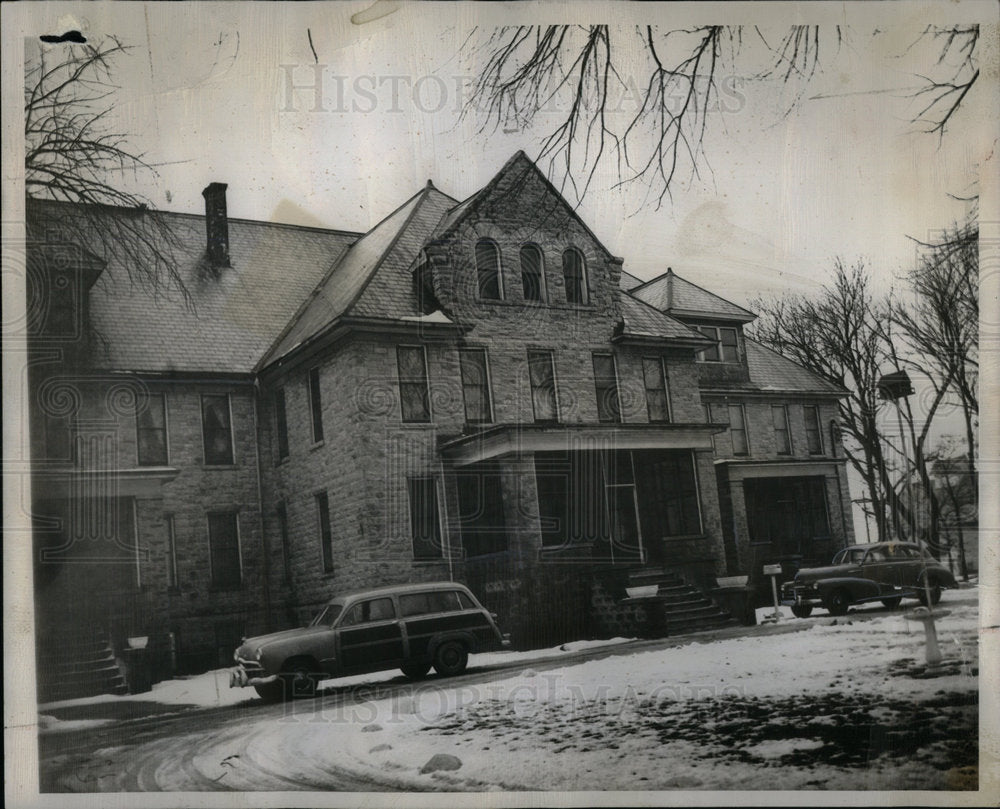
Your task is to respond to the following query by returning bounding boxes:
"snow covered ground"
[38,588,984,792]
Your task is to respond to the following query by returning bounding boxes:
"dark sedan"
[781,541,957,618]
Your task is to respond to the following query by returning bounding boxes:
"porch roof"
[439,422,717,467]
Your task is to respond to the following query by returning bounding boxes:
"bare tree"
[749,260,906,541]
[25,36,187,300]
[892,218,978,519]
[461,24,979,204]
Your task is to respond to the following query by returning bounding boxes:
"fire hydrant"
[904,606,950,668]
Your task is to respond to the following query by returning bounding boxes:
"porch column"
[498,452,542,557]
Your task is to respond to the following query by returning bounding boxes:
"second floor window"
[208,511,241,589]
[592,353,621,423]
[520,244,544,302]
[696,326,739,363]
[805,406,824,454]
[397,346,431,422]
[642,357,671,422]
[136,392,168,466]
[527,349,558,422]
[476,239,502,300]
[308,367,324,443]
[459,348,492,423]
[729,404,749,455]
[772,405,791,455]
[562,248,588,304]
[201,394,233,465]
[274,386,289,461]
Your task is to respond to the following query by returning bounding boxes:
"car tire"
[791,604,813,619]
[433,640,469,677]
[823,588,851,617]
[881,597,903,610]
[400,662,431,680]
[282,660,321,699]
[254,680,284,703]
[919,582,943,607]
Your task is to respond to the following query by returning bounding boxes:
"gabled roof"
[27,197,359,374]
[630,268,756,323]
[427,151,621,264]
[261,184,460,366]
[616,291,714,344]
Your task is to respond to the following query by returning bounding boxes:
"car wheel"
[254,680,284,703]
[823,588,851,617]
[400,662,431,680]
[790,604,813,619]
[433,640,468,677]
[880,597,903,610]
[282,660,320,699]
[919,582,942,607]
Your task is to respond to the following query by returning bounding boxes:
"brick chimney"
[201,182,230,267]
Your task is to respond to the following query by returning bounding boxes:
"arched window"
[476,239,502,300]
[562,248,588,304]
[520,244,544,302]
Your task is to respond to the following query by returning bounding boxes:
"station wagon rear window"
[399,590,472,617]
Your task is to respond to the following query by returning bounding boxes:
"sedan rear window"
[400,590,467,617]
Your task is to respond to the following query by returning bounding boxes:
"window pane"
[520,245,543,301]
[459,348,491,423]
[476,240,502,300]
[528,350,558,422]
[208,512,240,589]
[720,328,739,362]
[137,393,168,466]
[593,354,620,423]
[805,406,823,454]
[562,249,587,304]
[397,346,430,422]
[274,387,289,460]
[202,395,233,465]
[772,405,790,454]
[308,368,324,443]
[697,326,720,362]
[643,357,670,422]
[409,477,443,560]
[316,492,333,573]
[729,404,748,455]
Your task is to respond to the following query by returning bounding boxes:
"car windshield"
[309,602,343,628]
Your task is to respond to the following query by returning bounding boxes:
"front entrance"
[743,476,832,559]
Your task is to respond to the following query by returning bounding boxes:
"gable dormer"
[629,267,757,386]
[420,152,625,338]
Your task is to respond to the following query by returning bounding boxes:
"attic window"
[520,244,544,302]
[476,239,503,300]
[695,326,739,363]
[562,248,588,304]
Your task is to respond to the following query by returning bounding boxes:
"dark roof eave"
[669,307,756,324]
[611,333,708,348]
[259,314,470,374]
[700,385,848,399]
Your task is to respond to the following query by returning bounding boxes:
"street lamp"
[877,369,946,673]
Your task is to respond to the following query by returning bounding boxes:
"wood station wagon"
[231,581,510,700]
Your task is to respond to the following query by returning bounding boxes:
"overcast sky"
[12,1,995,309]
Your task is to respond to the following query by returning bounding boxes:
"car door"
[860,546,894,593]
[336,596,405,673]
